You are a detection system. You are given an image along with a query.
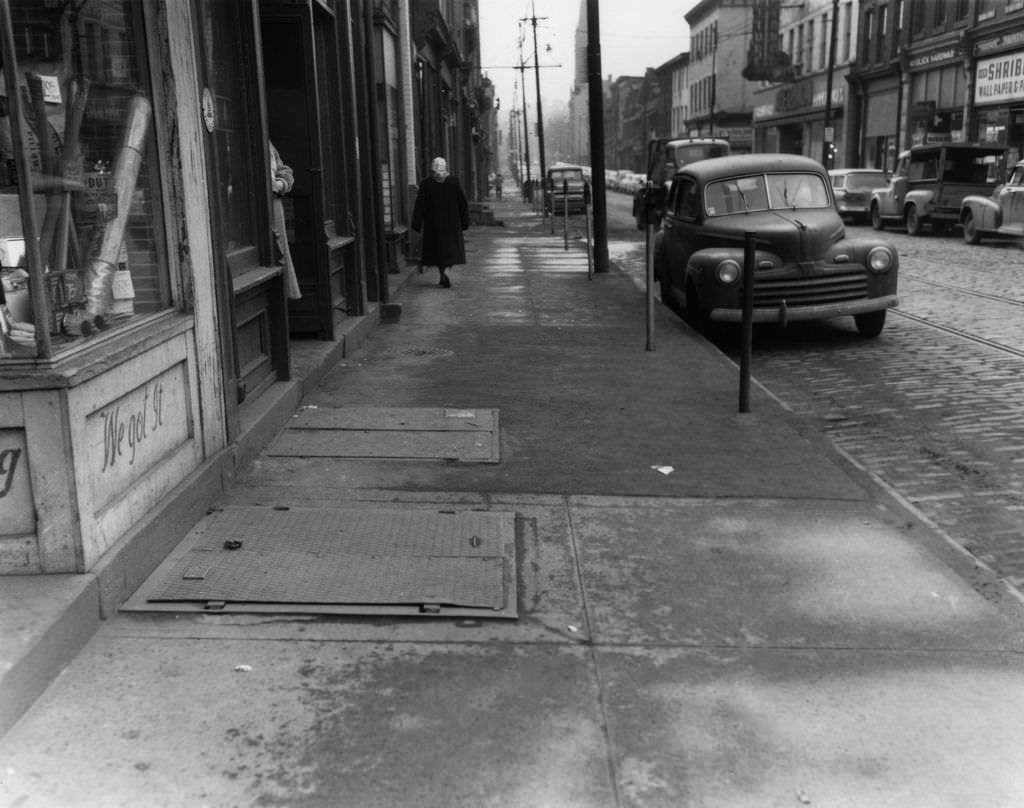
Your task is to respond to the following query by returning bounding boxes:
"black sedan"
[654,154,899,338]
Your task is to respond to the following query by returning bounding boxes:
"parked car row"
[829,144,1024,247]
[606,170,646,194]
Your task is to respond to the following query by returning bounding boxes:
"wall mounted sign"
[976,51,1024,104]
[0,429,35,535]
[87,363,192,510]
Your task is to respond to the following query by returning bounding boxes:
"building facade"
[0,0,484,604]
[746,0,856,166]
[684,0,755,152]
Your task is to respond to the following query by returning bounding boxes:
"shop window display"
[0,0,166,359]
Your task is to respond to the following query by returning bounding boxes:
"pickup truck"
[543,164,588,216]
[869,144,1007,236]
[633,136,730,229]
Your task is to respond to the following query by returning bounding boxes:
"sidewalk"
[4,193,1024,806]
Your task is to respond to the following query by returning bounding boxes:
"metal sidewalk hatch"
[122,505,518,618]
[266,407,501,462]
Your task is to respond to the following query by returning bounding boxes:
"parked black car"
[654,154,899,338]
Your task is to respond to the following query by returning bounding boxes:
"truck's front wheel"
[905,205,924,236]
[855,310,887,338]
[870,203,885,231]
[962,210,981,244]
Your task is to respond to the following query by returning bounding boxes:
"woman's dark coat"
[412,175,470,267]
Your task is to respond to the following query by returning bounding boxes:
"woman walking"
[412,157,470,288]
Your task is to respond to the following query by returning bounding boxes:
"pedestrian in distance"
[411,156,469,288]
[494,172,503,200]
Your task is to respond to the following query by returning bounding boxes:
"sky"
[478,0,697,114]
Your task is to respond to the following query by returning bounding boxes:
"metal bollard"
[562,179,569,249]
[739,231,755,413]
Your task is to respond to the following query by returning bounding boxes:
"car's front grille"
[754,270,868,306]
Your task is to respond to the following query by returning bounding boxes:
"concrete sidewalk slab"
[0,637,615,808]
[570,498,1024,649]
[597,646,1024,806]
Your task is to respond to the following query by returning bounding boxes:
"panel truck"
[633,136,731,229]
[869,144,1007,236]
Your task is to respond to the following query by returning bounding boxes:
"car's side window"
[675,178,699,219]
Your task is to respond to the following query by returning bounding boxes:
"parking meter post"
[739,231,755,413]
[645,181,657,351]
[563,179,569,249]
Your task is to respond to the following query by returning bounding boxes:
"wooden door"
[261,1,348,339]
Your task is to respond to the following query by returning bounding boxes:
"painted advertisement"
[0,429,34,535]
[976,51,1024,105]
[87,362,192,510]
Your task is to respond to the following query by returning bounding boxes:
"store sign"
[713,126,753,143]
[908,48,959,69]
[0,429,35,535]
[976,51,1024,104]
[975,31,1024,56]
[760,86,844,118]
[87,363,192,501]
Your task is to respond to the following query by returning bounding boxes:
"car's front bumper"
[710,294,899,324]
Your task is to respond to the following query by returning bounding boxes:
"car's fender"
[960,194,1001,230]
[684,247,749,289]
[870,186,902,218]
[903,188,937,216]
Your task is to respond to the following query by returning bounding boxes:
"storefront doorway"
[260,1,361,340]
[778,123,804,155]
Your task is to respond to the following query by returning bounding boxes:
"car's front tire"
[682,282,712,332]
[905,205,923,236]
[962,210,981,244]
[855,309,886,338]
[870,203,885,231]
[659,273,679,313]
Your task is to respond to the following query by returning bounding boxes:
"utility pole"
[586,0,609,273]
[822,0,839,168]
[709,26,717,136]
[519,72,531,185]
[524,3,548,213]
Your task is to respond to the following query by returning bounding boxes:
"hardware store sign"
[976,51,1024,104]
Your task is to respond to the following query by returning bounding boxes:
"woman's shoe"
[440,275,451,288]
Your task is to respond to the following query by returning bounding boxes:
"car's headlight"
[866,246,895,273]
[716,259,742,285]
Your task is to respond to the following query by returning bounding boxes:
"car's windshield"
[549,169,583,183]
[846,173,889,190]
[704,172,831,216]
[670,143,730,169]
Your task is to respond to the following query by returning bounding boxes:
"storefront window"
[0,0,166,359]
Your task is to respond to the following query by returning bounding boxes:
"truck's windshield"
[671,143,730,167]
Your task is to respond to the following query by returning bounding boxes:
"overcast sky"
[479,0,697,114]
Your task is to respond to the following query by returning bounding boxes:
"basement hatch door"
[122,505,518,618]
